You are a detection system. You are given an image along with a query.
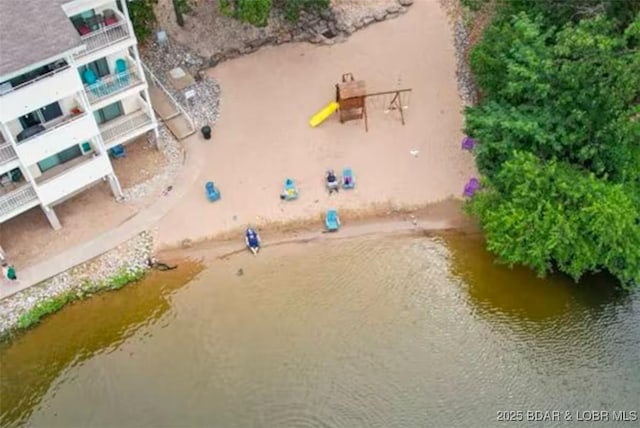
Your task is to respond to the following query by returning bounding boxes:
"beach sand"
[154,0,476,250]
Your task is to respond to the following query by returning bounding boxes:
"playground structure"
[309,72,412,131]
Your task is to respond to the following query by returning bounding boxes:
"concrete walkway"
[0,132,204,300]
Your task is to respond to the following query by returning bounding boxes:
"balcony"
[36,154,113,206]
[85,69,143,104]
[0,67,82,122]
[75,20,131,58]
[0,143,18,166]
[0,184,39,222]
[15,113,99,166]
[99,110,154,148]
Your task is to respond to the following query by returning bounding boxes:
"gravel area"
[332,0,411,34]
[152,0,414,67]
[439,0,478,106]
[141,39,221,130]
[121,126,184,203]
[0,232,153,337]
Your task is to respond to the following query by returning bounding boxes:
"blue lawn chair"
[110,144,126,158]
[115,58,129,87]
[325,209,340,232]
[205,181,221,202]
[342,167,355,189]
[281,178,299,201]
[82,68,104,98]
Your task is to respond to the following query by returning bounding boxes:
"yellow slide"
[309,101,339,127]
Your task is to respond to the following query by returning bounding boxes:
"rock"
[387,4,402,14]
[362,16,375,26]
[399,6,409,14]
[293,33,309,42]
[320,9,333,20]
[374,11,387,21]
[240,45,256,55]
[181,239,193,249]
[398,0,414,5]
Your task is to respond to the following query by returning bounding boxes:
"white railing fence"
[76,21,130,57]
[0,144,17,164]
[100,110,152,143]
[84,69,142,103]
[0,185,38,216]
[141,62,195,133]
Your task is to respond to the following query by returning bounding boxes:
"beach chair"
[282,178,299,201]
[115,58,129,87]
[325,209,340,232]
[109,144,126,158]
[342,167,355,189]
[205,181,221,202]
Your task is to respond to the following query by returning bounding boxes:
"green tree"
[280,0,330,22]
[219,0,330,26]
[465,7,640,288]
[468,13,640,180]
[220,0,272,27]
[173,0,192,27]
[128,0,158,43]
[467,152,640,287]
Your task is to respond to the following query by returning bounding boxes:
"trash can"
[201,125,212,140]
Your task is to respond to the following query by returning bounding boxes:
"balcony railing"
[85,69,143,103]
[75,21,130,58]
[16,112,88,145]
[0,64,71,98]
[0,184,38,218]
[99,110,153,145]
[0,143,17,165]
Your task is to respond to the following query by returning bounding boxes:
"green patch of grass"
[14,266,146,332]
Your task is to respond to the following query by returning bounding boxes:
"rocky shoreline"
[439,0,479,106]
[152,0,415,73]
[0,232,153,339]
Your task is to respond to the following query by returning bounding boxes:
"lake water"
[1,230,638,427]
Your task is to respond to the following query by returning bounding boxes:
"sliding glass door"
[94,101,124,124]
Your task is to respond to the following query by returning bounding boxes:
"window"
[37,145,83,173]
[80,58,110,79]
[94,101,124,124]
[19,102,63,129]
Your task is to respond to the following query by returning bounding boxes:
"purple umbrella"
[461,136,477,151]
[463,177,480,197]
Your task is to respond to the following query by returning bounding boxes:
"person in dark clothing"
[326,169,339,194]
[245,228,261,255]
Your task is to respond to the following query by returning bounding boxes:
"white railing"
[0,185,38,217]
[99,110,153,143]
[0,144,17,164]
[84,69,143,103]
[141,62,196,133]
[0,64,71,97]
[76,21,130,57]
[16,112,88,145]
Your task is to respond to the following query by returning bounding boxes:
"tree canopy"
[219,0,329,27]
[465,2,640,288]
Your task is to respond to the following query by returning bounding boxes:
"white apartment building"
[0,0,158,231]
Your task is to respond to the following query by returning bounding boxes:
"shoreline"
[0,199,475,340]
[155,199,480,263]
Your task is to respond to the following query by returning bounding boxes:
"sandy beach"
[0,0,474,296]
[154,0,475,249]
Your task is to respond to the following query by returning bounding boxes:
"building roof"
[0,0,82,78]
